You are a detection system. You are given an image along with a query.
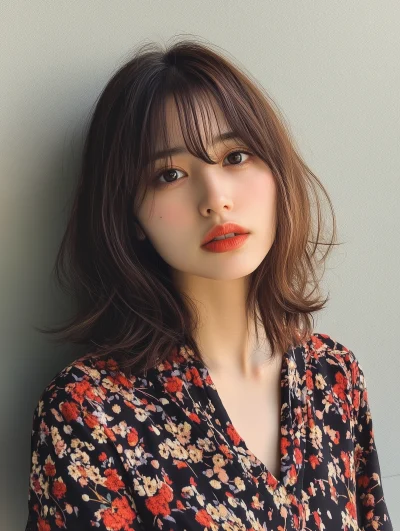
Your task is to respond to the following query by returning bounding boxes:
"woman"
[25,38,392,530]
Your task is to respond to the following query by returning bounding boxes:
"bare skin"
[135,95,280,475]
[207,348,283,478]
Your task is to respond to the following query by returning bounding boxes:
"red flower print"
[71,379,99,404]
[341,451,351,478]
[226,424,241,445]
[333,430,340,444]
[159,483,173,500]
[104,468,125,491]
[51,478,67,499]
[115,373,132,388]
[333,372,347,401]
[32,476,42,494]
[219,444,233,459]
[127,427,139,446]
[44,461,56,477]
[357,474,370,489]
[99,452,107,461]
[288,464,297,482]
[54,512,64,528]
[165,376,183,393]
[309,454,320,469]
[102,495,136,530]
[37,517,51,531]
[281,436,290,457]
[188,412,201,423]
[346,500,357,519]
[205,374,213,385]
[195,508,214,527]
[145,484,173,517]
[104,426,116,441]
[185,367,203,387]
[84,412,99,428]
[105,358,119,372]
[266,472,278,489]
[313,510,322,528]
[311,335,324,350]
[306,369,314,390]
[60,401,79,422]
[294,447,303,465]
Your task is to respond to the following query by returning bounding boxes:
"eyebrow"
[151,131,242,162]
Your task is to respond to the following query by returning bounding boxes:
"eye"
[153,149,253,187]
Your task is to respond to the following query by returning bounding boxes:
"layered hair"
[38,37,340,375]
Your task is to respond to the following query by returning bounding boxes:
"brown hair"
[37,36,341,375]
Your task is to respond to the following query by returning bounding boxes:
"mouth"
[201,223,250,246]
[206,232,247,244]
[201,232,250,253]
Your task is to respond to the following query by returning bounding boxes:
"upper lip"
[201,222,250,245]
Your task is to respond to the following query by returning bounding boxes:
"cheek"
[246,172,276,210]
[150,203,191,234]
[142,199,191,241]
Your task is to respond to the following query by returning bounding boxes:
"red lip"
[201,222,250,246]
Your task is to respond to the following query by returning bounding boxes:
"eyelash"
[153,149,254,188]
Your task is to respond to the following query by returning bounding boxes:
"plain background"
[1,2,399,529]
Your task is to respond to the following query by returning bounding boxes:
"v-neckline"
[196,348,288,485]
[181,341,308,499]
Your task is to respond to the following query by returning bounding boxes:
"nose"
[197,168,234,216]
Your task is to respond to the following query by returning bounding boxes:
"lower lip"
[201,234,250,253]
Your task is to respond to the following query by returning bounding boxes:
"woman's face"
[135,97,277,284]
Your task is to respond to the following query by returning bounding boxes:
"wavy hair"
[37,37,341,376]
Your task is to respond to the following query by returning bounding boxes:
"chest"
[210,367,282,479]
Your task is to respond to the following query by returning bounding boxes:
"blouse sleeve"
[350,352,393,530]
[25,365,143,531]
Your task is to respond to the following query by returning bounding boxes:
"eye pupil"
[228,152,242,164]
[165,169,178,182]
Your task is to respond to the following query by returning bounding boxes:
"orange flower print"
[145,484,173,517]
[127,427,139,446]
[43,458,56,477]
[104,426,117,441]
[195,508,214,527]
[104,468,126,491]
[51,478,67,499]
[226,423,241,445]
[102,495,137,530]
[60,401,80,422]
[84,412,99,428]
[333,372,347,401]
[71,379,97,404]
[37,517,51,531]
[165,376,183,393]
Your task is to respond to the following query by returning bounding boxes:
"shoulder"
[32,352,150,425]
[305,332,362,391]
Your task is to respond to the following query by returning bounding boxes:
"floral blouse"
[25,333,393,530]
